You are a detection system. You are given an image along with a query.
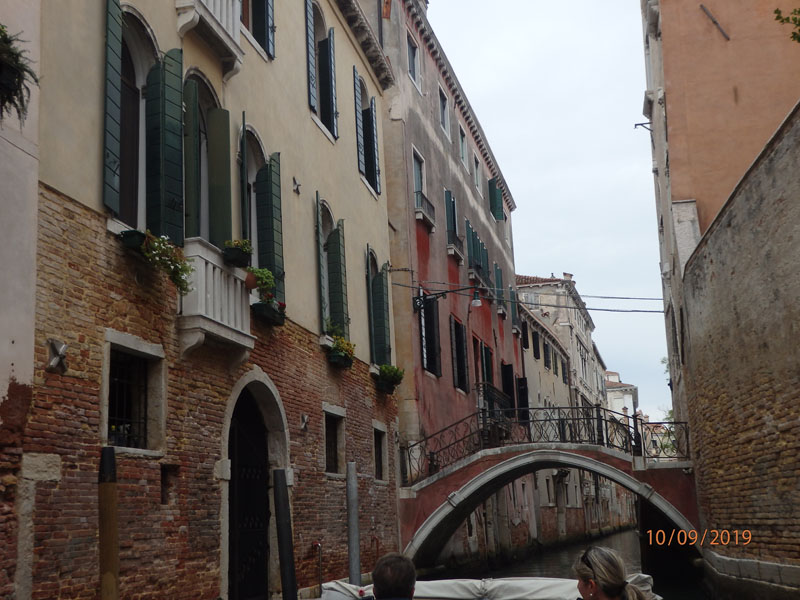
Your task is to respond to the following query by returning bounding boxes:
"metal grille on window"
[108,350,148,448]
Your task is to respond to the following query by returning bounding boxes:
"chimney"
[563,272,573,281]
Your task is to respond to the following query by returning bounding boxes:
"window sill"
[319,334,334,350]
[374,478,389,486]
[106,216,132,236]
[423,369,439,380]
[325,472,346,480]
[240,24,271,65]
[107,446,165,459]
[311,113,337,145]
[455,387,468,397]
[360,174,380,199]
[408,72,422,95]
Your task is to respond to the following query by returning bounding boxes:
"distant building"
[604,371,638,415]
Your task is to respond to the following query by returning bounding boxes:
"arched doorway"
[229,388,270,600]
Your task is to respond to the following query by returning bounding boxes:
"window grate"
[108,350,148,449]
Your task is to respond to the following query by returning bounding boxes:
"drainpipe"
[273,469,298,600]
[99,447,119,600]
[346,462,361,585]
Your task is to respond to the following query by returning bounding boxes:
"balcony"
[446,230,464,264]
[178,238,255,365]
[176,0,243,79]
[414,191,435,231]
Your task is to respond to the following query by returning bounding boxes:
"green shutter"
[253,0,275,58]
[495,265,504,302]
[240,112,248,240]
[103,0,122,214]
[305,0,317,113]
[183,79,200,238]
[256,153,284,302]
[366,246,375,363]
[432,301,441,377]
[489,177,504,221]
[208,107,231,248]
[145,49,184,245]
[372,262,391,365]
[510,287,518,325]
[354,66,365,175]
[460,321,469,389]
[318,29,338,138]
[465,219,473,264]
[445,190,454,233]
[327,220,349,339]
[328,29,338,139]
[369,97,380,193]
[316,193,329,331]
[450,315,458,388]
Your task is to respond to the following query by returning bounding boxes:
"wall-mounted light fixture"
[412,285,481,312]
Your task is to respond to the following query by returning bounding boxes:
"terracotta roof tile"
[516,275,561,285]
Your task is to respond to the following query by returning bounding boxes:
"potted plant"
[119,229,147,250]
[375,364,404,394]
[223,239,252,268]
[0,23,39,124]
[140,231,194,295]
[328,335,355,368]
[248,267,286,326]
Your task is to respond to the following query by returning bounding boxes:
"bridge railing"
[400,405,690,486]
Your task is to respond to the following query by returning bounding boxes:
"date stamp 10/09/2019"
[646,529,752,546]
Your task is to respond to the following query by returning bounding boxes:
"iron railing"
[414,191,435,227]
[446,229,464,255]
[400,404,690,486]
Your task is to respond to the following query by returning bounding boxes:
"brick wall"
[683,103,800,567]
[22,186,398,598]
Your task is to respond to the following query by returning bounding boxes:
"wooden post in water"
[98,446,119,599]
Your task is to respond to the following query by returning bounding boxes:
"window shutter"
[372,262,391,365]
[460,322,469,390]
[327,220,349,339]
[368,97,380,193]
[432,298,441,377]
[450,315,458,388]
[256,153,284,302]
[317,29,338,138]
[145,49,184,245]
[517,377,529,410]
[521,320,529,349]
[495,265,504,303]
[365,246,375,363]
[328,29,338,139]
[510,287,518,324]
[305,0,317,113]
[353,67,365,175]
[444,190,454,233]
[183,78,200,239]
[253,0,267,52]
[465,219,472,264]
[240,112,248,240]
[316,193,328,331]
[103,0,122,215]
[208,107,232,248]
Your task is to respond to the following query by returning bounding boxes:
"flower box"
[222,246,251,268]
[252,301,285,326]
[327,351,353,369]
[375,378,396,394]
[119,229,146,251]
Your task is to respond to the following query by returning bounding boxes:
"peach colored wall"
[661,0,800,233]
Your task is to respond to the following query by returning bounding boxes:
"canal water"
[427,529,707,600]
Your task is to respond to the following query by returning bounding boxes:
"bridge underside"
[400,446,698,567]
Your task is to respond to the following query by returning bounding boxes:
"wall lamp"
[413,286,482,312]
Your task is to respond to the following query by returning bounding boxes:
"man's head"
[371,553,416,600]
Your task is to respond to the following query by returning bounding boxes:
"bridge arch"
[403,449,698,566]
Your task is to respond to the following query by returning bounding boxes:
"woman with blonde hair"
[574,546,649,600]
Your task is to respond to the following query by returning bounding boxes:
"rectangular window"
[459,126,467,165]
[374,427,386,480]
[419,294,441,375]
[407,34,419,84]
[532,330,541,360]
[450,315,469,392]
[325,412,343,473]
[521,320,529,349]
[438,86,449,135]
[244,0,276,58]
[413,151,424,194]
[562,359,568,384]
[553,352,559,375]
[543,340,551,369]
[473,154,481,190]
[108,350,149,449]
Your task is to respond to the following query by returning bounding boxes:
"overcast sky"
[427,1,671,419]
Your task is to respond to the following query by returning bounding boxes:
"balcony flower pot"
[374,364,404,394]
[252,301,285,326]
[119,229,147,251]
[0,24,39,123]
[222,246,250,268]
[327,351,353,369]
[375,378,396,394]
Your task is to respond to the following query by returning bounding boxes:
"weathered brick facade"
[683,102,800,588]
[16,186,399,598]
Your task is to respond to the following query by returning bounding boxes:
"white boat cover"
[322,574,661,600]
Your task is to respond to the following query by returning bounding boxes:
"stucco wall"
[683,100,800,568]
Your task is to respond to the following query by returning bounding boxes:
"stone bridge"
[398,408,698,566]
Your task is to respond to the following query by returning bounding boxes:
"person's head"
[574,546,646,600]
[371,553,416,600]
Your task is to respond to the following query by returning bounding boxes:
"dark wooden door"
[229,389,270,600]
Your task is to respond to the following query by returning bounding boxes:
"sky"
[426,1,672,420]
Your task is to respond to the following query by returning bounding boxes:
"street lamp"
[412,285,482,312]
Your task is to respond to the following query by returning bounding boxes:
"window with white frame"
[459,125,467,165]
[438,86,450,136]
[407,33,419,85]
[473,153,481,191]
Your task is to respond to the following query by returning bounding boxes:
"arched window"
[353,70,381,193]
[366,248,390,365]
[316,198,349,338]
[305,1,338,137]
[184,74,231,248]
